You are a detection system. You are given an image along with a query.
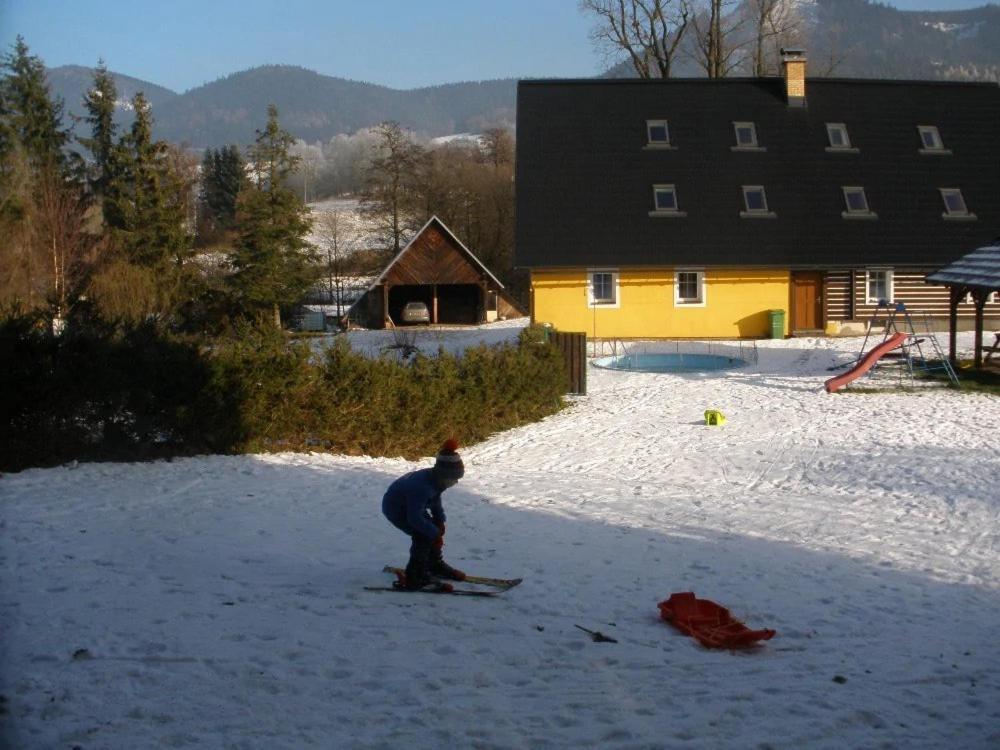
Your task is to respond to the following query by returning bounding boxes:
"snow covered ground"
[2,327,998,749]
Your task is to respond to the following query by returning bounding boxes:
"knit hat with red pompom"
[434,438,465,480]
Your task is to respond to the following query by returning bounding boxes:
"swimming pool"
[591,352,748,373]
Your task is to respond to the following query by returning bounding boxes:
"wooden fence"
[549,331,587,395]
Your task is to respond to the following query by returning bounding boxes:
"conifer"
[229,105,317,327]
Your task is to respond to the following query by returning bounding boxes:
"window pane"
[828,125,846,146]
[655,188,676,210]
[868,272,887,301]
[678,272,698,300]
[648,124,668,143]
[920,128,940,149]
[592,273,614,303]
[744,189,766,211]
[736,126,755,145]
[845,189,867,212]
[943,191,966,213]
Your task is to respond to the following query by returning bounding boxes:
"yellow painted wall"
[531,267,791,338]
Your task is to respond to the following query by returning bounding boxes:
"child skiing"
[382,439,466,590]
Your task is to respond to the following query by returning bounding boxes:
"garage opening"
[436,284,480,324]
[386,284,481,325]
[388,285,433,325]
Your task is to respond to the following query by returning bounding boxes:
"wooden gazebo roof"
[927,242,1000,367]
[926,243,1000,293]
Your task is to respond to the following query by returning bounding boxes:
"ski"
[382,565,522,590]
[363,584,498,598]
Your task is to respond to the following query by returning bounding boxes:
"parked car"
[401,301,430,324]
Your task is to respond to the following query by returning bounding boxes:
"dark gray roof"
[926,243,1000,291]
[515,77,1000,269]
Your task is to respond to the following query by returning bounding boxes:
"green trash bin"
[768,309,785,339]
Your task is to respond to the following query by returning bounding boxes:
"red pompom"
[441,438,460,453]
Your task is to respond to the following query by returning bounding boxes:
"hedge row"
[0,316,568,472]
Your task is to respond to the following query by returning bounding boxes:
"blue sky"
[1,0,996,92]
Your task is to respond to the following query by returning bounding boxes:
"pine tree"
[106,92,190,268]
[199,144,244,236]
[79,62,118,209]
[0,36,68,172]
[229,105,317,327]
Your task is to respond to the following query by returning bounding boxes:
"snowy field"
[2,325,998,749]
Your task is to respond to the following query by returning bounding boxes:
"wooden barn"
[345,216,525,328]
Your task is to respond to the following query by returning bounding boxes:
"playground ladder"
[858,302,958,386]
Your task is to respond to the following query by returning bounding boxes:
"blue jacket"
[382,468,446,540]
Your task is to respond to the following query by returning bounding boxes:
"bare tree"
[746,0,802,76]
[689,0,748,78]
[313,209,359,317]
[360,121,424,256]
[580,0,692,78]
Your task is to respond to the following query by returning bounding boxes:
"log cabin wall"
[823,267,1000,328]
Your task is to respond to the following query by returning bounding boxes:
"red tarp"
[658,592,776,649]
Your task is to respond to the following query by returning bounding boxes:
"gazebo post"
[973,289,987,368]
[382,282,390,328]
[947,286,962,365]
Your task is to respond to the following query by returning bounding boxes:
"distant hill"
[50,64,516,149]
[47,65,178,125]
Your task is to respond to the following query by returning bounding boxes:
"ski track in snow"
[1,329,998,749]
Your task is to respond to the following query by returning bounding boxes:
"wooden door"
[792,272,824,330]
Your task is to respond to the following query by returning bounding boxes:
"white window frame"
[741,185,774,217]
[866,268,894,305]
[649,183,686,217]
[588,269,620,308]
[940,188,974,219]
[733,121,760,148]
[963,291,998,304]
[826,123,851,149]
[646,119,671,147]
[918,125,945,152]
[841,186,876,219]
[674,269,706,307]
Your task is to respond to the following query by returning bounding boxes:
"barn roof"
[375,216,506,289]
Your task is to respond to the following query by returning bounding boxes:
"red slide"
[824,332,909,393]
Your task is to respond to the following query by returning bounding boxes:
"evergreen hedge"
[0,315,567,472]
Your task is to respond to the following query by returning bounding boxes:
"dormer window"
[732,122,764,151]
[646,120,671,146]
[825,123,858,153]
[740,185,776,218]
[940,188,976,220]
[649,184,687,217]
[842,186,876,219]
[827,123,849,148]
[918,126,951,155]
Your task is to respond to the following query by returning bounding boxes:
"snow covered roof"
[927,243,1000,291]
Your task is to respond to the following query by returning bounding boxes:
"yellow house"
[531,267,790,339]
[514,53,1000,339]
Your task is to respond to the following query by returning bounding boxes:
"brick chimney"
[781,48,806,107]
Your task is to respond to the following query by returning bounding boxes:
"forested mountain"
[45,0,999,149]
[49,64,516,148]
